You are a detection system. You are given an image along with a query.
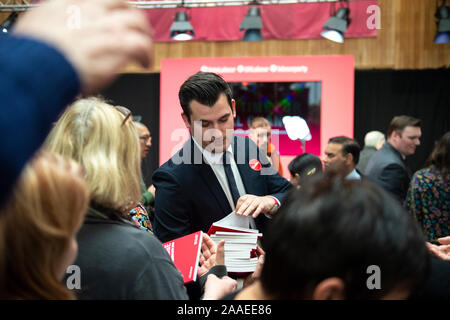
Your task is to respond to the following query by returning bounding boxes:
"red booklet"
[162,231,203,284]
[207,223,260,236]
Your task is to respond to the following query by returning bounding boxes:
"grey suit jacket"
[356,146,377,173]
[364,142,412,202]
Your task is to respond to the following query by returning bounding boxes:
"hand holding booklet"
[162,231,203,284]
[208,212,262,274]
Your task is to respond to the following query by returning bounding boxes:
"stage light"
[320,4,350,44]
[434,1,450,44]
[282,116,311,152]
[240,6,263,42]
[170,11,194,41]
[1,12,18,34]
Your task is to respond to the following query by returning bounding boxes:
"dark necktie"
[223,151,241,206]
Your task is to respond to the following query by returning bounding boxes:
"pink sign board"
[160,56,354,178]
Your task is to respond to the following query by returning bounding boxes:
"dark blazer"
[364,142,412,202]
[152,136,291,242]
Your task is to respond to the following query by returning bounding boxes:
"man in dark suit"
[152,72,291,243]
[365,115,422,202]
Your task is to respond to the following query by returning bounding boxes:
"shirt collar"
[192,136,233,165]
[346,168,361,180]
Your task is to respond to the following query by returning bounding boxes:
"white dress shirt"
[346,168,361,180]
[192,138,257,229]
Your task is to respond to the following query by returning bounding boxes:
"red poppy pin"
[249,159,261,171]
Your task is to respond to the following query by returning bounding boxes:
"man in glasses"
[134,120,156,216]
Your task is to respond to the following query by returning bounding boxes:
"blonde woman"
[0,152,89,299]
[45,98,236,300]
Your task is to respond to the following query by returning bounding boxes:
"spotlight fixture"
[320,2,350,44]
[434,0,450,44]
[1,12,18,34]
[239,6,263,42]
[282,116,312,152]
[170,11,194,41]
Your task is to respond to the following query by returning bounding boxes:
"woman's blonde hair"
[0,152,89,299]
[45,97,142,211]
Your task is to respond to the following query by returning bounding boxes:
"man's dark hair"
[387,115,422,138]
[178,72,233,120]
[288,153,323,182]
[328,136,361,165]
[260,170,430,299]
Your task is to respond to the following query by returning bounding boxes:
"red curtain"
[144,1,378,42]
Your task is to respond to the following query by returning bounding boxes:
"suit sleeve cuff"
[198,265,228,291]
[265,196,281,218]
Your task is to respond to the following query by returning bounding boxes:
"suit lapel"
[191,138,232,214]
[233,136,259,195]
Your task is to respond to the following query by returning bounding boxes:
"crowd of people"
[0,0,448,300]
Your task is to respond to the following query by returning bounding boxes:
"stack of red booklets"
[208,222,262,275]
[162,230,203,284]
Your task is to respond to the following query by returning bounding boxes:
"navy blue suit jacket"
[152,136,291,242]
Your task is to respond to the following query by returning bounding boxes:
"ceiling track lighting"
[240,5,264,41]
[0,12,18,34]
[170,10,194,41]
[169,0,194,41]
[434,0,450,44]
[320,0,350,44]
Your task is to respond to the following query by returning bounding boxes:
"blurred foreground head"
[0,152,89,299]
[261,170,429,299]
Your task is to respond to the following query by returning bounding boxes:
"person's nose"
[213,123,226,136]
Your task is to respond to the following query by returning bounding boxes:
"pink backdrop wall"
[160,56,354,179]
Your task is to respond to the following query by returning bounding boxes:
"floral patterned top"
[129,203,153,234]
[406,166,449,244]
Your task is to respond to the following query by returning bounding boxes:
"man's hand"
[427,236,450,262]
[235,194,278,218]
[198,233,225,277]
[14,0,154,95]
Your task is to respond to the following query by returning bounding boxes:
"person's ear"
[294,174,301,187]
[392,130,402,141]
[231,99,236,118]
[181,112,191,129]
[289,173,299,185]
[312,277,345,300]
[345,153,354,166]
